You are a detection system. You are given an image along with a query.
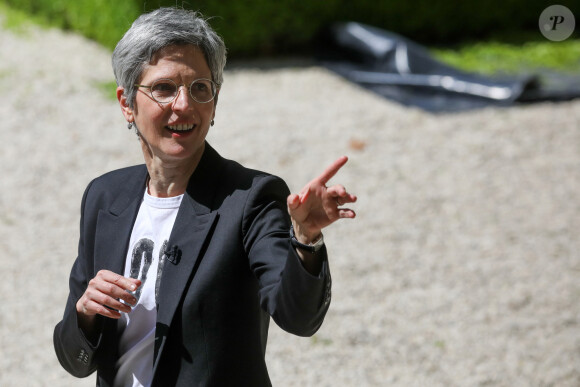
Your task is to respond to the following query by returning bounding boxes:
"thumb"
[287,194,300,211]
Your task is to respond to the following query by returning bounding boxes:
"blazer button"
[77,348,89,365]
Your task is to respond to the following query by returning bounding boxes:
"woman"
[54,7,356,386]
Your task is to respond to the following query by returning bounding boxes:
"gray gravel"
[1,22,579,387]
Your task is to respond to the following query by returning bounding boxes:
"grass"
[0,69,14,80]
[311,335,333,346]
[432,38,580,75]
[95,80,119,101]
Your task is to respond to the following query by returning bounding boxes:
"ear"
[117,86,134,122]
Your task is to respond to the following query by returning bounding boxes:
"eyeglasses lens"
[190,80,215,103]
[150,80,177,103]
[150,79,215,104]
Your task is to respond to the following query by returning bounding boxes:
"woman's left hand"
[287,156,357,245]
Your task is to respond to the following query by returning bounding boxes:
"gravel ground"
[1,21,579,387]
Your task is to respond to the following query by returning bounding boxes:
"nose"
[171,85,193,111]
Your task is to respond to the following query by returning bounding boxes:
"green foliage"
[0,2,51,32]
[95,80,119,101]
[1,0,579,76]
[0,0,140,48]
[148,0,344,55]
[433,40,580,75]
[0,0,569,52]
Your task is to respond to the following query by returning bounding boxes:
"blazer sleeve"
[242,174,332,337]
[53,180,105,378]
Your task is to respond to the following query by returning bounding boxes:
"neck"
[144,145,205,198]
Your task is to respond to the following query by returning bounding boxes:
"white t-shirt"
[114,190,183,387]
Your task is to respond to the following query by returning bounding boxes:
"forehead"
[141,44,211,81]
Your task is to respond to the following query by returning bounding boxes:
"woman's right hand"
[76,270,141,324]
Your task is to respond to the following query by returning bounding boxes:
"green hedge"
[0,0,139,48]
[1,0,578,56]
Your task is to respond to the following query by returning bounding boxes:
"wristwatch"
[290,225,324,253]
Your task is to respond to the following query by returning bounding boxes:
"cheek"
[134,100,168,125]
[135,112,164,132]
[206,104,217,120]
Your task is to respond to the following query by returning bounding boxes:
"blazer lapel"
[153,143,224,366]
[94,166,148,275]
[155,205,218,327]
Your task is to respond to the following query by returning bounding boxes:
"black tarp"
[317,22,580,112]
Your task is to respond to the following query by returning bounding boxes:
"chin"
[161,144,205,162]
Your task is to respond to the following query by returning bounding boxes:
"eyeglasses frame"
[134,78,219,104]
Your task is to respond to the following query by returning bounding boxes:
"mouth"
[166,124,195,134]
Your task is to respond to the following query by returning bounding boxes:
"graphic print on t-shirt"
[129,238,167,303]
[115,191,182,387]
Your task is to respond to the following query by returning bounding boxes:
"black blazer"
[54,143,332,386]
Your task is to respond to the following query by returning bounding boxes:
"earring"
[127,122,133,130]
[211,119,215,127]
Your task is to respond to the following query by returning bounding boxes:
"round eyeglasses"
[135,78,218,104]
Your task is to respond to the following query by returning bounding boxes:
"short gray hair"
[112,7,227,108]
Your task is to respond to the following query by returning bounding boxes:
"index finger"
[317,156,348,185]
[97,270,140,292]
